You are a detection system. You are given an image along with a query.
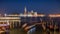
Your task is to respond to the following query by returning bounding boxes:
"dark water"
[10,28,26,34]
[9,17,60,34]
[9,28,60,34]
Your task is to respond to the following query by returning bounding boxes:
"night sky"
[0,0,60,14]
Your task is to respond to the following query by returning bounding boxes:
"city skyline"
[0,0,60,14]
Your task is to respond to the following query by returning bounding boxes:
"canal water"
[10,28,26,34]
[9,17,60,34]
[9,28,60,34]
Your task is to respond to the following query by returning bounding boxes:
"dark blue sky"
[0,0,60,14]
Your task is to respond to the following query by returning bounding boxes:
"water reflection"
[7,26,60,34]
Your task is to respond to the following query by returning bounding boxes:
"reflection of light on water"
[27,27,36,34]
